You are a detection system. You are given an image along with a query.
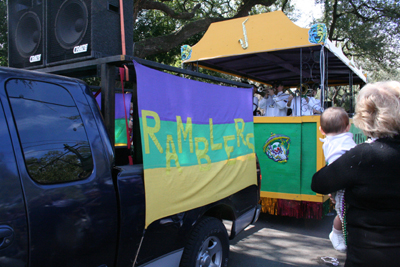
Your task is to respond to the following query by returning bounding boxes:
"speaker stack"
[8,0,133,69]
[8,0,45,68]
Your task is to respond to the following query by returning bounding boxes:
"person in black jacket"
[311,81,400,267]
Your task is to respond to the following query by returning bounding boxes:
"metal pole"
[349,70,354,115]
[101,63,116,149]
[322,46,327,109]
[300,48,302,116]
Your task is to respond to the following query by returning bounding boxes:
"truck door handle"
[0,226,14,249]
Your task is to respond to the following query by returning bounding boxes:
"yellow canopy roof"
[183,11,366,86]
[185,11,318,62]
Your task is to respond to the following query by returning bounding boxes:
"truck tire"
[180,216,229,267]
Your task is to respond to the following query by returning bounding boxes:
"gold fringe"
[260,197,330,219]
[260,197,278,215]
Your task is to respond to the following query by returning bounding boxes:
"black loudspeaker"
[47,0,133,66]
[8,0,45,68]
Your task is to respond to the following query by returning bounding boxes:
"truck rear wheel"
[180,216,229,267]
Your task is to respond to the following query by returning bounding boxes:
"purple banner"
[134,61,253,124]
[95,93,132,119]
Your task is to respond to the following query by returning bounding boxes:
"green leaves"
[321,0,400,80]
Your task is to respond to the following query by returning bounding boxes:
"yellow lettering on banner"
[209,118,222,151]
[142,110,163,154]
[177,116,193,153]
[195,137,211,171]
[223,135,236,165]
[166,135,182,174]
[234,118,247,147]
[246,133,256,159]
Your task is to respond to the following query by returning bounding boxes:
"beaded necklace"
[341,193,347,245]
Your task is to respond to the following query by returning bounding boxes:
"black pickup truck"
[0,66,261,267]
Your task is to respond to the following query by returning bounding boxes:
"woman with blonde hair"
[312,81,400,267]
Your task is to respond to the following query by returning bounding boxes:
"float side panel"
[255,122,301,194]
[300,122,318,195]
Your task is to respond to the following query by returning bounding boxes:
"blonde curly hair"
[353,81,400,138]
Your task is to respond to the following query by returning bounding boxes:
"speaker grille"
[8,1,45,68]
[16,11,41,57]
[47,0,92,64]
[55,0,89,49]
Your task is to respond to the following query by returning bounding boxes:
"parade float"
[182,11,367,219]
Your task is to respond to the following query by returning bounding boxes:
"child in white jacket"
[319,107,356,253]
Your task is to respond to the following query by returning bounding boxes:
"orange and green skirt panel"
[254,116,329,219]
[254,116,365,219]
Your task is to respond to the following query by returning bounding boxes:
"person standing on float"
[272,82,289,116]
[261,86,276,116]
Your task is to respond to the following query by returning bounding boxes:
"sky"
[291,0,324,28]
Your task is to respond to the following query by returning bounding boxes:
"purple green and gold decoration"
[263,133,290,163]
[181,45,192,61]
[254,117,330,219]
[95,93,132,146]
[134,60,257,228]
[308,23,327,44]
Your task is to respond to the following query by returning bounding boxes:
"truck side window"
[6,79,94,184]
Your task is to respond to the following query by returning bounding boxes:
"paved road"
[228,212,346,266]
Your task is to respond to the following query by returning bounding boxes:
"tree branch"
[133,17,224,58]
[329,0,339,40]
[234,0,276,18]
[348,0,372,22]
[141,0,201,19]
[281,0,289,11]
